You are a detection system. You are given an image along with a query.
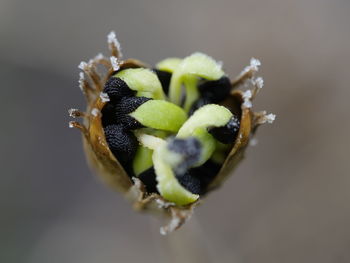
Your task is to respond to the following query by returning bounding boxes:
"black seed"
[208,115,240,144]
[153,69,172,94]
[103,77,135,102]
[190,160,221,194]
[103,124,138,165]
[167,137,202,174]
[198,76,231,103]
[115,96,151,129]
[115,96,151,115]
[176,172,201,195]
[101,102,118,127]
[138,167,159,194]
[189,96,212,116]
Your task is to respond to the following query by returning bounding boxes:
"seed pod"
[69,32,275,235]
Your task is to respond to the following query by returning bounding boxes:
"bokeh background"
[1,0,349,262]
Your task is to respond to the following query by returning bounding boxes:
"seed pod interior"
[69,32,275,234]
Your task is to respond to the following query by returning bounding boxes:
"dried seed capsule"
[103,124,138,165]
[103,77,134,102]
[70,32,274,234]
[208,115,240,144]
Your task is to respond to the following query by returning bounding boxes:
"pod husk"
[69,36,269,234]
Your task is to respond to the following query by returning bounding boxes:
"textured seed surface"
[208,115,240,144]
[176,172,201,194]
[103,124,138,165]
[115,96,151,129]
[101,102,117,126]
[103,77,134,102]
[116,96,151,115]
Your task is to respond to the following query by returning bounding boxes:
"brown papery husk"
[70,40,264,234]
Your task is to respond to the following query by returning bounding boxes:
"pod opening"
[100,55,242,205]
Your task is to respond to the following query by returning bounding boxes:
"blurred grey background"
[1,0,349,262]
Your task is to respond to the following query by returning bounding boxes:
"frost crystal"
[253,77,264,89]
[243,90,252,99]
[78,72,85,91]
[94,53,104,61]
[236,57,262,83]
[156,199,175,209]
[68,108,79,118]
[110,56,120,71]
[100,92,110,102]
[243,100,252,108]
[266,113,276,123]
[242,90,253,108]
[78,61,87,70]
[91,108,100,117]
[160,217,181,235]
[107,31,122,56]
[250,58,261,71]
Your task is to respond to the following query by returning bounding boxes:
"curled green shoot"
[115,68,166,100]
[176,104,233,167]
[135,132,199,205]
[156,58,182,73]
[168,53,224,109]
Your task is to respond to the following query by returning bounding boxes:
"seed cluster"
[70,32,275,233]
[100,56,241,204]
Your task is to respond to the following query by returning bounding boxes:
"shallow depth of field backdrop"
[1,1,349,263]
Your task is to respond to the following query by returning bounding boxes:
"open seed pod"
[69,31,275,235]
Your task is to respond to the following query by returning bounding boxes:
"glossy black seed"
[115,96,151,129]
[176,172,201,195]
[208,115,240,144]
[103,124,138,165]
[188,96,212,116]
[103,77,134,102]
[198,76,231,103]
[138,167,159,193]
[153,69,172,94]
[190,160,221,194]
[101,102,118,127]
